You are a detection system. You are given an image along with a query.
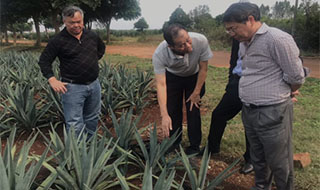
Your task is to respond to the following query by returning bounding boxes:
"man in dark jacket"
[205,39,253,174]
[38,5,105,137]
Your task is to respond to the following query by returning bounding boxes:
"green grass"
[106,54,320,190]
[108,34,163,46]
[106,54,154,71]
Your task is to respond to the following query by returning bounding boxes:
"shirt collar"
[248,23,268,45]
[61,27,86,38]
[256,23,268,35]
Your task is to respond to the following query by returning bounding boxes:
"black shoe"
[185,146,200,155]
[240,162,254,175]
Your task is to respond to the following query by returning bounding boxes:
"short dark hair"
[163,24,187,46]
[62,5,84,21]
[223,2,260,23]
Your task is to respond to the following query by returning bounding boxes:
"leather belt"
[61,78,95,85]
[243,103,270,109]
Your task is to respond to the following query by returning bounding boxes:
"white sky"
[110,0,297,29]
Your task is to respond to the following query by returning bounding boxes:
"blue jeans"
[62,79,101,137]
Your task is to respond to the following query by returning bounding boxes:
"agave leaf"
[198,146,210,189]
[56,163,81,190]
[114,165,130,190]
[16,143,51,189]
[179,145,198,189]
[206,158,241,189]
[141,161,153,190]
[153,167,174,190]
[0,154,10,190]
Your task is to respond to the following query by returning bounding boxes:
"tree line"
[1,0,141,45]
[1,0,319,53]
[164,0,319,53]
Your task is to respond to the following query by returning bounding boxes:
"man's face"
[63,11,84,36]
[170,29,193,55]
[224,21,253,42]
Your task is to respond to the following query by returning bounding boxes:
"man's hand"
[291,90,300,103]
[48,77,68,94]
[186,92,201,111]
[161,115,172,138]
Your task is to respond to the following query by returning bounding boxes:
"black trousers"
[207,74,251,162]
[166,71,205,149]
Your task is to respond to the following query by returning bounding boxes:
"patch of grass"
[105,54,153,71]
[108,34,163,46]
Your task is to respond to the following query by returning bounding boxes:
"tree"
[291,0,299,36]
[15,0,51,46]
[0,0,31,45]
[188,5,216,33]
[272,0,294,19]
[189,4,210,19]
[16,22,33,38]
[39,0,101,34]
[134,17,149,31]
[294,0,319,51]
[260,4,271,18]
[95,0,141,43]
[214,14,224,26]
[163,5,192,30]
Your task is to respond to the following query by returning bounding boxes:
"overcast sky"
[110,0,297,29]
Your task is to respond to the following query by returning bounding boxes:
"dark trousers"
[242,99,294,190]
[207,74,250,162]
[166,71,205,149]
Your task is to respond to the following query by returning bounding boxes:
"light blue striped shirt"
[239,23,305,105]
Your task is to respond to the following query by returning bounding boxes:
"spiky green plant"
[131,68,153,113]
[179,145,241,190]
[0,64,7,97]
[141,161,185,190]
[133,124,181,173]
[38,127,125,190]
[110,108,141,151]
[2,83,52,131]
[0,128,50,190]
[39,83,64,122]
[1,51,44,89]
[100,78,130,115]
[0,106,12,137]
[99,61,154,115]
[111,65,153,113]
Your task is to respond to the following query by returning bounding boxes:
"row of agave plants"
[0,51,154,136]
[0,51,240,189]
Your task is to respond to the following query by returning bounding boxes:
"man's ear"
[247,15,256,25]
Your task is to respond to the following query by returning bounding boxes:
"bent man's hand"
[48,77,68,94]
[186,93,201,111]
[161,115,172,138]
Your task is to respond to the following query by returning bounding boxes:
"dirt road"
[106,45,320,78]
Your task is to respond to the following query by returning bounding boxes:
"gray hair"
[62,5,84,21]
[223,2,260,23]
